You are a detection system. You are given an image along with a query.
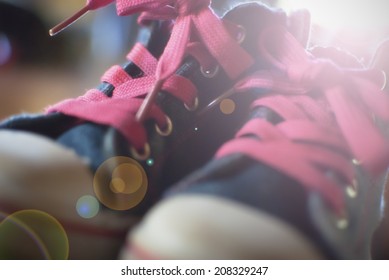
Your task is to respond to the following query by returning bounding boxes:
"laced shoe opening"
[155,116,173,137]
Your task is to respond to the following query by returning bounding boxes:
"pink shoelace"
[216,26,389,214]
[47,0,253,154]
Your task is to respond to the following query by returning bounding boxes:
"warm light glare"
[220,98,236,115]
[111,163,143,194]
[93,156,148,211]
[0,210,69,259]
[280,0,389,30]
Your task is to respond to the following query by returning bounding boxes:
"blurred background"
[0,0,389,258]
[0,0,137,119]
[1,0,388,118]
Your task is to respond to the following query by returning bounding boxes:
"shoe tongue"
[223,3,312,50]
[222,2,288,58]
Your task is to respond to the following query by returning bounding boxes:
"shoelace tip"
[49,6,90,36]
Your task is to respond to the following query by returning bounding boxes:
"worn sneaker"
[368,39,389,259]
[0,1,306,259]
[125,21,389,259]
[0,19,170,260]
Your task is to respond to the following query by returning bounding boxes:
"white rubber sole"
[122,194,324,259]
[0,130,137,259]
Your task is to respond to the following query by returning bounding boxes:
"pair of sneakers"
[0,1,388,259]
[125,39,389,259]
[0,0,282,259]
[118,2,389,259]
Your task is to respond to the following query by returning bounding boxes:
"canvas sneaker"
[124,19,389,260]
[0,18,170,260]
[0,1,309,259]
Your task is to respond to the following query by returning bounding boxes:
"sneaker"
[0,19,169,260]
[124,21,389,259]
[368,39,389,259]
[0,2,307,259]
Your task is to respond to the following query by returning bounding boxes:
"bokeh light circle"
[0,33,12,66]
[146,158,154,167]
[220,98,236,115]
[110,163,143,194]
[0,210,69,260]
[76,195,100,219]
[93,156,148,211]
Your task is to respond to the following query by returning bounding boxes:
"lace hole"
[155,116,173,137]
[235,25,246,44]
[184,97,199,112]
[130,143,151,161]
[336,217,349,230]
[381,70,387,91]
[345,179,358,198]
[200,65,219,79]
[333,209,349,230]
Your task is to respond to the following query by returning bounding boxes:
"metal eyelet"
[155,116,173,137]
[336,216,349,230]
[235,25,246,44]
[333,208,350,230]
[381,70,387,91]
[130,143,151,161]
[345,179,358,198]
[184,97,199,112]
[308,193,349,233]
[345,187,357,198]
[200,65,219,79]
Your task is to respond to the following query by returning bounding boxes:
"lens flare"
[110,177,126,193]
[110,163,143,194]
[279,0,389,30]
[146,158,154,167]
[0,210,69,260]
[220,98,236,115]
[93,156,148,210]
[76,195,100,219]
